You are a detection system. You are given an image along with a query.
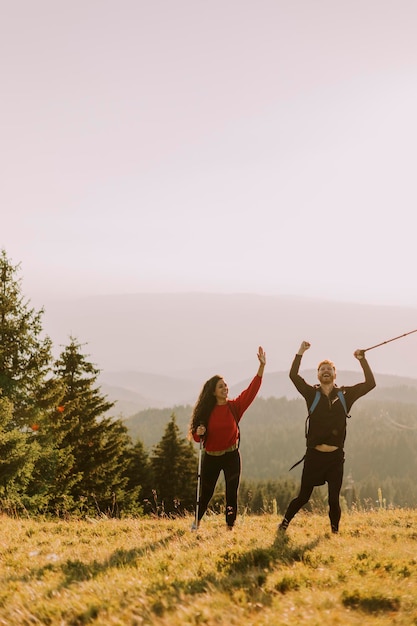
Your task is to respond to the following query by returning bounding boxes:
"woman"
[188,346,266,530]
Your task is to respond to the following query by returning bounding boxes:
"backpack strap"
[308,389,350,418]
[304,389,350,439]
[291,388,350,472]
[289,453,306,471]
[304,389,321,438]
[336,389,350,417]
[308,389,321,415]
[227,402,240,449]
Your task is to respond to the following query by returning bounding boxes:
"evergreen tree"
[23,379,81,514]
[0,394,37,508]
[150,414,197,515]
[53,338,132,516]
[123,438,153,514]
[0,250,53,428]
[0,250,60,510]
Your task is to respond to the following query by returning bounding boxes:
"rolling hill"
[100,368,417,417]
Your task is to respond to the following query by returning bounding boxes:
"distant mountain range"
[33,291,417,413]
[100,369,417,417]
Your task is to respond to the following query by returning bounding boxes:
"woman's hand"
[196,425,206,437]
[257,346,266,377]
[257,346,266,365]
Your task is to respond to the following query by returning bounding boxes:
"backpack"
[304,388,350,438]
[290,388,350,471]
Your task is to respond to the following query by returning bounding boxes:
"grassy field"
[0,509,416,625]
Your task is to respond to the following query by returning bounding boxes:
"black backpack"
[290,389,350,471]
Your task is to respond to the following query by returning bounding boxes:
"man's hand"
[354,349,365,360]
[297,341,311,356]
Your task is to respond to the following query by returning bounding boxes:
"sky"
[2,1,417,307]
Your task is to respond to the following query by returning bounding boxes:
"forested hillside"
[125,394,417,507]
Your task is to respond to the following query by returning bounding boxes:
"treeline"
[0,251,199,517]
[126,391,417,510]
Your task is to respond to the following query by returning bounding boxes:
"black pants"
[197,449,241,527]
[284,447,345,530]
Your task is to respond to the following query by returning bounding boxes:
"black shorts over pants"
[284,447,345,530]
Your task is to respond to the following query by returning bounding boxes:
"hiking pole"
[363,329,417,353]
[194,437,203,530]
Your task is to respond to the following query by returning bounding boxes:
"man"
[278,340,376,534]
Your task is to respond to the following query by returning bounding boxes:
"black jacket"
[289,354,376,448]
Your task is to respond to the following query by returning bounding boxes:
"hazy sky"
[2,1,417,306]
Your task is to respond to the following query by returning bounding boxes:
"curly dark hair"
[188,375,223,440]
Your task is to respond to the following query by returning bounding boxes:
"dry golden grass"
[0,509,416,625]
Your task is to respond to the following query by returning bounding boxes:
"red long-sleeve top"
[193,375,262,452]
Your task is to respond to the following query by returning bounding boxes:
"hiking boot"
[331,525,339,534]
[278,518,289,532]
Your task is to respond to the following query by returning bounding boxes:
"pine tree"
[23,380,82,514]
[0,250,53,428]
[0,394,38,508]
[122,438,153,514]
[150,414,197,515]
[53,338,132,515]
[0,250,60,510]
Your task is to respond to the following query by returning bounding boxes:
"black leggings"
[197,449,241,527]
[284,448,345,530]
